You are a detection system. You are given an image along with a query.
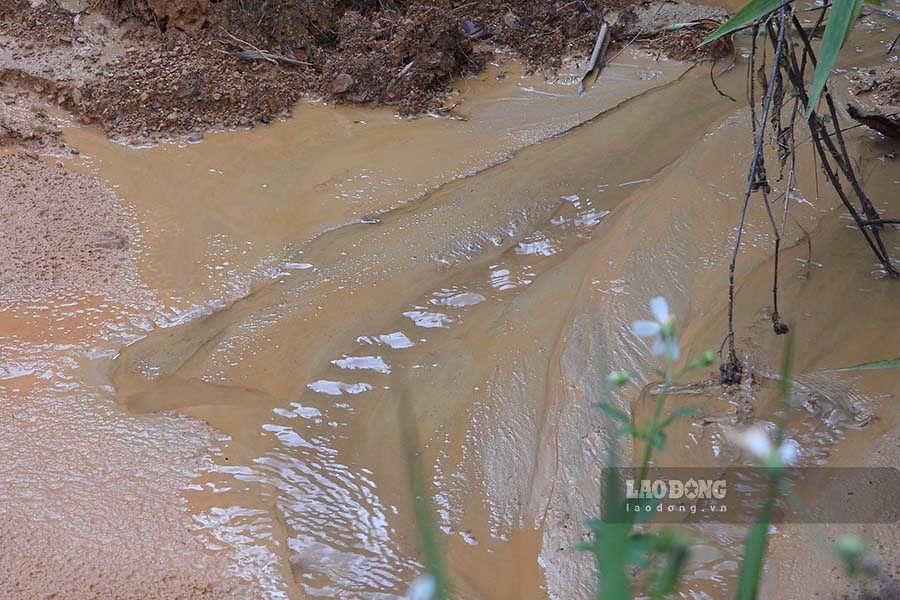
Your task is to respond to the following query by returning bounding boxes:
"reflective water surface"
[4,17,900,599]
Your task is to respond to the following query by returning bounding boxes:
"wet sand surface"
[2,7,900,599]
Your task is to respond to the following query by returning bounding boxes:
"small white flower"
[631,296,679,361]
[776,439,800,465]
[725,425,799,467]
[405,574,437,600]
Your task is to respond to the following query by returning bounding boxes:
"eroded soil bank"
[2,1,900,599]
[1,0,728,145]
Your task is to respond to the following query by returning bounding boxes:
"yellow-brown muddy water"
[3,12,900,599]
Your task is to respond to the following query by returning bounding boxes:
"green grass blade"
[737,338,791,599]
[821,357,900,372]
[845,0,865,45]
[397,397,451,600]
[701,0,783,45]
[807,0,857,116]
[735,519,771,600]
[595,402,632,425]
[659,406,701,429]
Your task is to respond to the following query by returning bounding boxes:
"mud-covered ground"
[0,0,733,144]
[852,63,900,112]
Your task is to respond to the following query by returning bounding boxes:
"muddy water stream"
[4,11,900,599]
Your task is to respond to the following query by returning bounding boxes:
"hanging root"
[721,2,899,384]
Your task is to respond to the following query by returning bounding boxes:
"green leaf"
[628,495,662,524]
[649,530,692,598]
[595,402,632,425]
[807,0,858,116]
[735,521,770,600]
[845,0,865,45]
[615,424,639,437]
[821,358,900,372]
[625,532,660,569]
[701,0,782,45]
[659,406,702,429]
[396,400,451,600]
[579,463,631,600]
[650,430,667,450]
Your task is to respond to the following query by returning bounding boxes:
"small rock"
[463,20,484,39]
[166,111,179,122]
[23,150,38,160]
[187,132,203,143]
[176,84,199,99]
[503,13,521,28]
[331,73,355,95]
[93,230,127,250]
[34,122,60,135]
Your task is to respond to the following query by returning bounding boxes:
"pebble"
[93,230,127,250]
[331,73,355,95]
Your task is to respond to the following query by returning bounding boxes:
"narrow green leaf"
[397,398,451,600]
[649,530,692,598]
[624,533,660,569]
[807,0,857,116]
[595,402,632,425]
[844,0,865,45]
[821,357,900,372]
[701,0,782,45]
[598,463,632,600]
[735,521,770,600]
[736,339,790,599]
[615,424,639,437]
[659,406,702,429]
[630,495,661,524]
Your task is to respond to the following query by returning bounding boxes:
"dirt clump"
[851,63,900,113]
[605,1,732,62]
[0,94,68,154]
[319,4,484,114]
[0,0,728,142]
[94,0,213,30]
[643,25,732,62]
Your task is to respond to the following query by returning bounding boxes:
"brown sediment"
[851,62,900,112]
[0,0,730,143]
[0,154,254,598]
[0,154,133,300]
[606,0,732,62]
[2,50,695,599]
[0,373,248,599]
[1,2,899,599]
